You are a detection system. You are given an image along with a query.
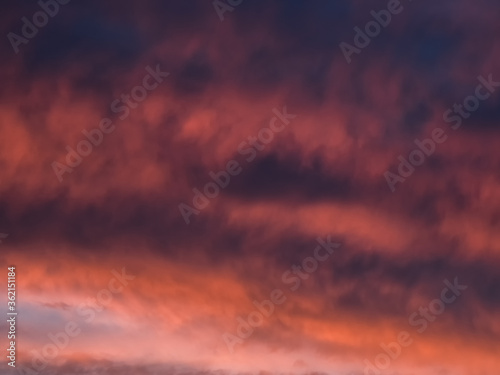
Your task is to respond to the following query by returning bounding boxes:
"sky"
[0,0,499,374]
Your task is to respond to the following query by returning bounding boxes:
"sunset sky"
[0,1,499,374]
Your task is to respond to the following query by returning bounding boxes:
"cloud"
[0,0,499,374]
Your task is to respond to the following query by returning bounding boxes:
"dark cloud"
[1,0,499,373]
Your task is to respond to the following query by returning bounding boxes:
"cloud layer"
[0,0,499,374]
